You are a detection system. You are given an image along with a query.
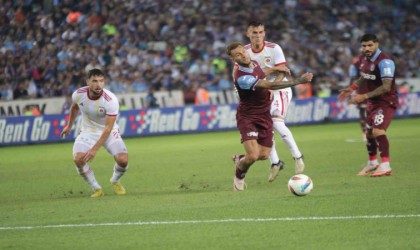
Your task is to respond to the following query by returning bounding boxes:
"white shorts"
[73,130,128,156]
[270,88,292,119]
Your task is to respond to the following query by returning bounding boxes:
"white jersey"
[244,41,287,82]
[72,87,119,133]
[244,41,292,118]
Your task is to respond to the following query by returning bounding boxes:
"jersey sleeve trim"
[274,62,286,66]
[251,79,260,91]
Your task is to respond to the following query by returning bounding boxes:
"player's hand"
[301,72,313,83]
[273,65,291,75]
[338,88,352,102]
[349,94,368,105]
[60,125,71,139]
[83,149,98,162]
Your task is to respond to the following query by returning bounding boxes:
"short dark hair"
[248,20,264,28]
[87,68,105,79]
[225,42,244,57]
[360,34,378,43]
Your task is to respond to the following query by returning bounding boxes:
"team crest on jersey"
[370,64,375,71]
[98,107,105,113]
[265,56,271,63]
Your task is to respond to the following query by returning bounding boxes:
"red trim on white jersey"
[265,42,276,48]
[77,87,89,93]
[102,91,113,102]
[275,62,287,66]
[87,90,103,101]
[250,42,265,53]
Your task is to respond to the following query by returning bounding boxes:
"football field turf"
[1,118,419,249]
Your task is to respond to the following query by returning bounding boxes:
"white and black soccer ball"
[288,174,313,196]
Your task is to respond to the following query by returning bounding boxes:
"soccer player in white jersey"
[245,21,305,182]
[61,69,128,198]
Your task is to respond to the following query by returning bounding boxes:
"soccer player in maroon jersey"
[226,42,313,191]
[339,34,398,177]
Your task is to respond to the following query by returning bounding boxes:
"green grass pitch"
[1,118,419,249]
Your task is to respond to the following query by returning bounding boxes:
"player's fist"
[60,125,71,139]
[338,88,352,102]
[301,72,313,83]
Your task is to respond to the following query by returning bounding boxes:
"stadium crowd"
[0,0,419,102]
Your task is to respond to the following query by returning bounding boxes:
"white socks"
[110,163,128,184]
[273,119,302,158]
[77,164,101,190]
[269,139,280,165]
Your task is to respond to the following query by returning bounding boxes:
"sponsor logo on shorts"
[247,131,258,137]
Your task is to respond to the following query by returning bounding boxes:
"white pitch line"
[1,214,419,231]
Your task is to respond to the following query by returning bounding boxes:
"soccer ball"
[288,174,313,196]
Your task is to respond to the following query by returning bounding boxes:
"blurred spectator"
[61,94,72,114]
[0,81,13,101]
[24,105,41,116]
[295,83,313,99]
[398,81,410,93]
[194,83,210,105]
[146,90,159,108]
[0,0,418,103]
[217,72,232,90]
[13,81,29,100]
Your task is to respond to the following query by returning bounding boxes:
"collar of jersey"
[251,42,265,54]
[87,90,103,100]
[368,49,382,62]
[238,61,258,73]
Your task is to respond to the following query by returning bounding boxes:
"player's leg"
[358,103,367,141]
[73,133,103,197]
[269,138,280,167]
[232,139,260,191]
[357,125,379,176]
[105,133,129,195]
[370,106,396,177]
[269,90,289,178]
[268,139,285,182]
[357,104,380,176]
[271,89,304,174]
[273,117,304,173]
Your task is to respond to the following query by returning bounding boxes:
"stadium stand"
[0,0,419,102]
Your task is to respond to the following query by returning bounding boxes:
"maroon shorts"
[237,114,273,148]
[366,102,397,130]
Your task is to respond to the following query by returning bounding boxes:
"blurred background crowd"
[0,0,419,103]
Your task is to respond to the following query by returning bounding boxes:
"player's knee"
[259,153,270,161]
[246,153,259,162]
[115,153,128,168]
[73,155,85,168]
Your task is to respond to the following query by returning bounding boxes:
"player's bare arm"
[82,115,116,163]
[60,103,79,138]
[338,76,363,101]
[349,78,393,104]
[258,72,313,90]
[263,65,291,76]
